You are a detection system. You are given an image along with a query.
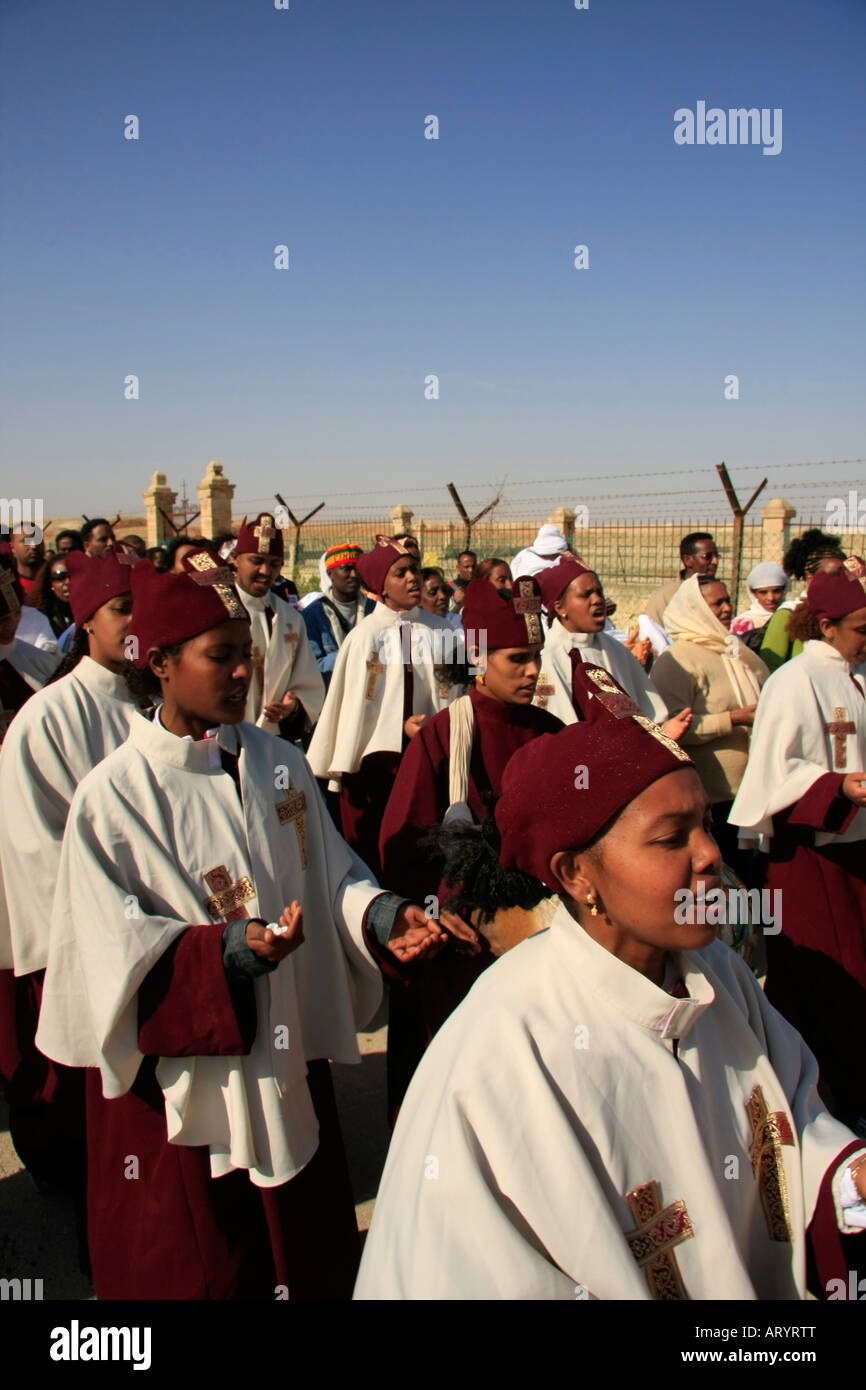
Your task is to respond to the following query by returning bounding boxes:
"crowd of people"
[0,510,864,1302]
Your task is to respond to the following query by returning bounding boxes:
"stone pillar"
[390,503,414,538]
[143,472,177,547]
[548,506,576,546]
[197,461,235,540]
[761,497,797,564]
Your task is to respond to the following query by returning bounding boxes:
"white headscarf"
[663,574,764,706]
[738,562,788,630]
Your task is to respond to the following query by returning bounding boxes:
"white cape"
[238,588,325,732]
[0,636,59,696]
[729,640,866,845]
[534,622,669,725]
[0,656,139,973]
[307,602,465,779]
[355,905,858,1300]
[36,713,383,1188]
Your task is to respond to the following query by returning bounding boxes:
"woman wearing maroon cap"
[377,575,563,1111]
[0,547,137,1243]
[35,548,451,1301]
[356,663,866,1301]
[308,535,468,876]
[730,565,866,1132]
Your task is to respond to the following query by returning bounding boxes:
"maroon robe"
[377,684,562,1110]
[86,922,360,1300]
[762,772,866,1132]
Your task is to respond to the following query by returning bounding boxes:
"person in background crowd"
[308,536,467,877]
[730,561,788,637]
[8,524,45,597]
[650,575,768,882]
[24,554,74,640]
[53,529,84,556]
[303,544,373,684]
[475,557,512,596]
[0,553,59,739]
[420,567,451,619]
[145,545,170,572]
[120,534,147,558]
[80,518,115,557]
[730,566,866,1132]
[166,535,201,572]
[229,514,324,740]
[450,551,477,612]
[510,524,572,581]
[642,532,719,629]
[534,555,689,741]
[758,530,846,674]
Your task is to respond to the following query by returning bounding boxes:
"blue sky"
[1,0,864,522]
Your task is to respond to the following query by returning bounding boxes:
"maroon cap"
[356,535,415,597]
[234,513,284,560]
[126,548,249,669]
[496,662,693,889]
[536,556,592,613]
[808,567,866,622]
[462,576,544,648]
[66,544,137,625]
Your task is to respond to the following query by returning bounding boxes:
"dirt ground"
[0,1009,391,1301]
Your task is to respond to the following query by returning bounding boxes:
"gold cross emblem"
[186,552,246,619]
[203,864,256,922]
[826,707,854,770]
[365,652,385,700]
[276,785,307,868]
[624,1180,694,1300]
[535,674,555,709]
[284,626,299,653]
[745,1085,795,1242]
[253,515,277,554]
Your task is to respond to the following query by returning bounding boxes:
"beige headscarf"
[663,574,764,706]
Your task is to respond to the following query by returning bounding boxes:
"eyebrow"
[647,806,710,826]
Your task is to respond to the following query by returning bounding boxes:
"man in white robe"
[510,523,572,581]
[230,514,325,737]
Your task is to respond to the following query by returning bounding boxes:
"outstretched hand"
[663,707,692,742]
[245,901,305,963]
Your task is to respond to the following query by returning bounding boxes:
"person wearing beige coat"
[650,574,768,879]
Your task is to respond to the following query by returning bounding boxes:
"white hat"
[533,524,568,555]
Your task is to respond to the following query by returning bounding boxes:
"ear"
[549,849,595,901]
[148,646,172,680]
[468,645,487,673]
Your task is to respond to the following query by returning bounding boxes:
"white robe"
[237,588,325,733]
[0,636,59,697]
[307,602,465,780]
[355,905,860,1300]
[729,640,866,847]
[16,606,59,652]
[36,713,383,1188]
[534,622,669,726]
[0,656,139,974]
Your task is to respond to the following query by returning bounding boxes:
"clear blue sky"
[1,0,864,522]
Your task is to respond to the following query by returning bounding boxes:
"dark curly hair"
[122,642,185,704]
[783,528,845,581]
[423,795,550,926]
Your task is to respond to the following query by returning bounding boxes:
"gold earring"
[585,893,598,917]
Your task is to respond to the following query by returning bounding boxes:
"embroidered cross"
[253,515,277,554]
[624,1180,694,1300]
[535,675,555,709]
[826,707,854,770]
[276,786,307,868]
[251,644,265,671]
[186,552,246,619]
[284,626,299,653]
[203,865,256,922]
[512,579,543,644]
[745,1085,794,1243]
[365,652,385,700]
